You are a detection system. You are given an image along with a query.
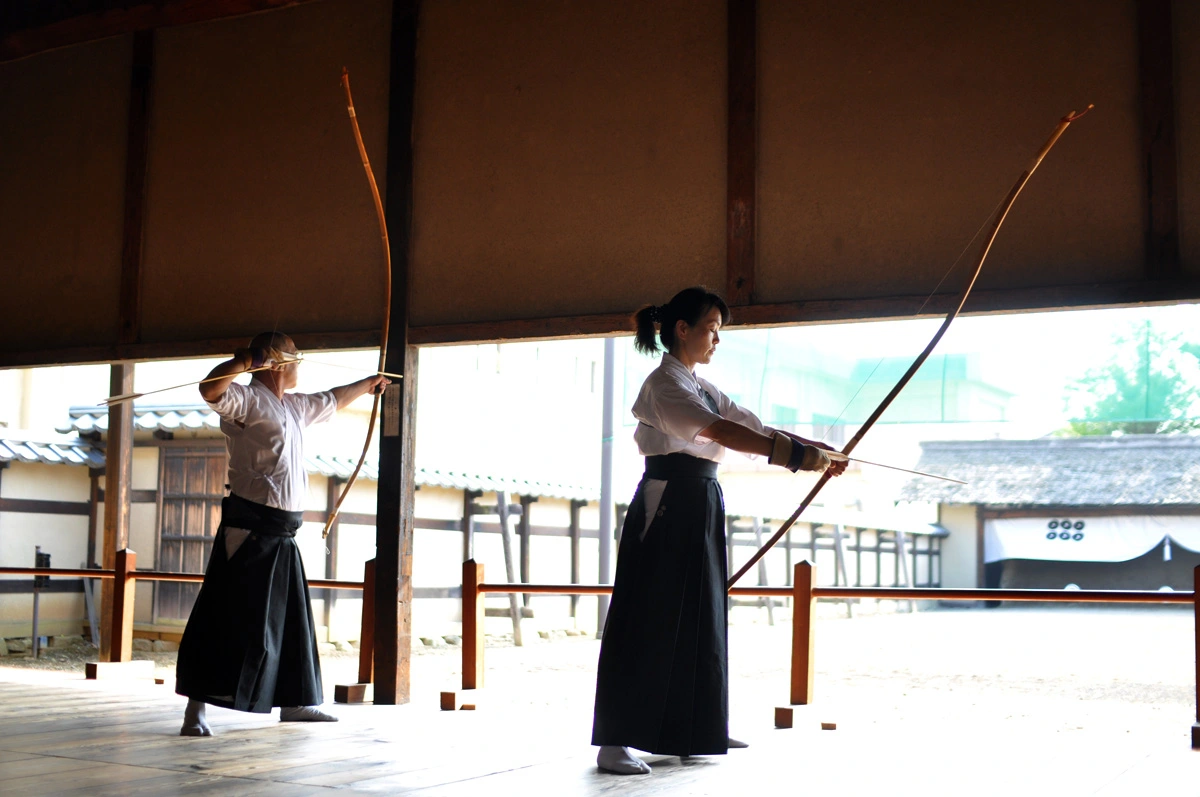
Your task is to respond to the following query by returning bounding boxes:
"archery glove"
[234,347,277,371]
[768,431,831,473]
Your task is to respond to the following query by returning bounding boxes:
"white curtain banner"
[984,515,1200,563]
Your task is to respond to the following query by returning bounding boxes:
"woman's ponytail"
[633,305,662,355]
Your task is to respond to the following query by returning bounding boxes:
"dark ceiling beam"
[1136,0,1180,279]
[2,277,1198,367]
[407,277,1200,346]
[725,0,757,305]
[0,0,319,63]
[117,30,154,346]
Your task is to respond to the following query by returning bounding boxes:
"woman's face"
[675,305,723,369]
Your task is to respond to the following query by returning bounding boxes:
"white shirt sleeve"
[287,391,338,427]
[701,378,772,435]
[206,382,251,423]
[644,377,724,444]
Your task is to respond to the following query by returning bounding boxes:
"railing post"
[1193,565,1199,749]
[790,561,815,705]
[463,559,485,690]
[333,558,376,703]
[358,559,376,685]
[109,548,136,663]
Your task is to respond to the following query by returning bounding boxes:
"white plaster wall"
[0,461,91,635]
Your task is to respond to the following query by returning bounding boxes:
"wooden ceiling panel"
[138,0,392,345]
[757,0,1145,306]
[0,36,128,356]
[409,0,727,328]
[1176,0,1200,276]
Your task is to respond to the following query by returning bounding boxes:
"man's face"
[277,338,300,389]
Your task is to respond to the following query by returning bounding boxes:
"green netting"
[616,316,1200,430]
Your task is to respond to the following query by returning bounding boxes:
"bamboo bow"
[323,68,393,540]
[727,105,1093,589]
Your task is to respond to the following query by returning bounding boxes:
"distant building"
[0,405,605,644]
[900,436,1200,591]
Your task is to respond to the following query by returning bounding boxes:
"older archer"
[175,332,387,736]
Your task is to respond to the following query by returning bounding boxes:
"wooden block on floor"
[84,660,156,680]
[821,721,837,731]
[334,683,371,704]
[440,689,480,711]
[774,707,793,729]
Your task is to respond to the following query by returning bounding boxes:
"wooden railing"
[4,555,1198,749]
[461,559,1200,749]
[0,549,366,665]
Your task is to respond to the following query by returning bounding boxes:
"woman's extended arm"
[698,419,846,476]
[698,419,773,457]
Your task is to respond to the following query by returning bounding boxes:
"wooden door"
[154,445,227,622]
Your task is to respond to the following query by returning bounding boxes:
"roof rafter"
[0,0,318,63]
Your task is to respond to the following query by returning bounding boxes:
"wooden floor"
[0,669,802,796]
[2,612,1198,797]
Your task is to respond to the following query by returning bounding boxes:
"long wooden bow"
[323,68,393,539]
[727,105,1092,588]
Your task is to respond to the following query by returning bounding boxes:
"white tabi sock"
[180,699,212,737]
[727,737,749,748]
[596,746,652,775]
[280,706,338,722]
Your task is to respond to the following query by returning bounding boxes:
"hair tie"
[649,304,663,324]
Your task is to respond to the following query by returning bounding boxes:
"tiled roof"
[304,454,597,501]
[0,433,105,468]
[900,435,1200,507]
[60,405,220,434]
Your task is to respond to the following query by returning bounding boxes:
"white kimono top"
[207,380,337,512]
[631,353,772,537]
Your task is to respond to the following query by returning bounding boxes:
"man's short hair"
[249,332,293,352]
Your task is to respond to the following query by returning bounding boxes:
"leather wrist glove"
[768,432,831,473]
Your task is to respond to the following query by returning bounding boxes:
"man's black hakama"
[175,494,323,713]
[592,453,729,756]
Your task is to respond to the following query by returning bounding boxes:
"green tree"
[1063,321,1200,435]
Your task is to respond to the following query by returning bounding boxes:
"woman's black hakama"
[175,494,323,713]
[592,453,729,756]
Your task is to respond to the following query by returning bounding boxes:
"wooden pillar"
[358,559,376,686]
[462,559,484,690]
[1192,565,1200,748]
[334,558,375,704]
[109,549,136,663]
[461,489,480,561]
[495,491,523,646]
[100,364,134,660]
[518,495,537,607]
[372,0,419,707]
[1136,0,1179,279]
[86,470,101,567]
[324,477,342,637]
[569,499,584,619]
[790,561,815,705]
[726,0,757,305]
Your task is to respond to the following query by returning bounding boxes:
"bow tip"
[1063,104,1094,123]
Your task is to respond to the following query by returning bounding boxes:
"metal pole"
[597,337,616,636]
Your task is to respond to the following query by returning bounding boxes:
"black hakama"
[592,453,729,756]
[175,494,323,713]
